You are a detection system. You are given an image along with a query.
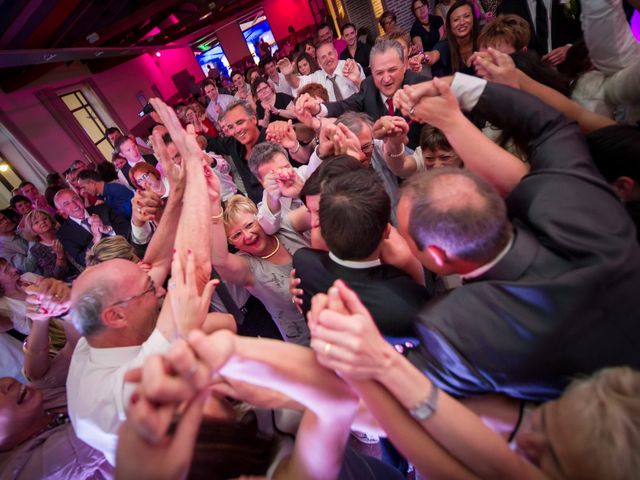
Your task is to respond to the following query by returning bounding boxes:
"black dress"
[256,93,294,123]
[410,15,444,51]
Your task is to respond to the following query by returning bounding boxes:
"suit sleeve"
[56,227,89,268]
[106,206,131,239]
[324,83,367,117]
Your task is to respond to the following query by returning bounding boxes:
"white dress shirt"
[296,60,365,101]
[270,72,294,96]
[206,94,236,126]
[66,329,171,465]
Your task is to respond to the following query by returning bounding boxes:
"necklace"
[260,236,281,260]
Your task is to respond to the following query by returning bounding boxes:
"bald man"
[65,259,170,466]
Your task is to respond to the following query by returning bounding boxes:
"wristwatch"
[409,384,439,421]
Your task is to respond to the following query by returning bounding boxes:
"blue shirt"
[102,182,134,219]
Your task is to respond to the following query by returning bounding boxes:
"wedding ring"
[137,207,142,214]
[323,342,333,356]
[409,106,416,116]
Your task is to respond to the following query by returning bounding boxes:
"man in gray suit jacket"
[396,75,640,402]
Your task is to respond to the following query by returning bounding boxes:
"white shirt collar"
[460,234,515,281]
[329,251,382,269]
[70,212,91,229]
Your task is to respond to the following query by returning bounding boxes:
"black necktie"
[535,0,549,55]
[327,76,344,101]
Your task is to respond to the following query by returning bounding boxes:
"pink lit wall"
[262,0,315,40]
[0,47,203,174]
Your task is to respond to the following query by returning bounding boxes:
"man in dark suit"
[299,38,430,150]
[393,75,640,402]
[54,189,131,267]
[114,135,158,189]
[497,0,582,64]
[294,168,430,338]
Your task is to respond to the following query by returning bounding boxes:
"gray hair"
[336,111,373,136]
[70,286,113,337]
[370,38,405,64]
[221,100,256,122]
[248,141,288,179]
[401,168,511,264]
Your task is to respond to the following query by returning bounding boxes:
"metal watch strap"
[409,383,439,421]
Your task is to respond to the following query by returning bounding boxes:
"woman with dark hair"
[410,0,446,53]
[294,52,320,76]
[251,77,296,128]
[296,39,317,60]
[433,0,479,75]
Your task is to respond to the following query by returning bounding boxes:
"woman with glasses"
[129,163,170,199]
[210,192,310,346]
[250,77,296,128]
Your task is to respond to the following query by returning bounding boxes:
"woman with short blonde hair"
[86,236,140,267]
[21,209,78,280]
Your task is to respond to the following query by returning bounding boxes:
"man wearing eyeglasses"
[65,259,168,466]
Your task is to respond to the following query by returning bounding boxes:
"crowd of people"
[1,0,640,478]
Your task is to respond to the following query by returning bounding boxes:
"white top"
[66,329,171,466]
[295,60,364,101]
[270,72,294,97]
[205,94,236,126]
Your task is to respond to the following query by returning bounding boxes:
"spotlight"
[155,51,162,57]
[0,163,9,172]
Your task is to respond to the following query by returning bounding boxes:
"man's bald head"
[400,168,511,265]
[70,259,155,339]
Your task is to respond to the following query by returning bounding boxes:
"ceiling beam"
[0,45,186,69]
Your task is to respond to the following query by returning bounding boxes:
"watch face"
[412,402,434,421]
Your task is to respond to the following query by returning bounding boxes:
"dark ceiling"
[0,0,262,92]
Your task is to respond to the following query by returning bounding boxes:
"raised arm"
[150,98,212,291]
[471,48,616,134]
[209,181,254,287]
[394,76,528,196]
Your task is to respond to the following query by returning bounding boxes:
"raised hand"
[342,59,362,86]
[25,278,71,320]
[277,57,295,76]
[265,120,297,150]
[51,239,65,261]
[309,280,396,380]
[132,190,162,225]
[373,116,409,140]
[294,93,322,120]
[150,129,185,193]
[470,48,519,89]
[289,268,303,314]
[399,77,464,131]
[317,122,338,158]
[149,98,202,170]
[333,123,364,161]
[169,250,219,336]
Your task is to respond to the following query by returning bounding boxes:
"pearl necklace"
[260,237,281,260]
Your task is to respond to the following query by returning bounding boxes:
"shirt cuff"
[318,104,328,118]
[450,73,488,111]
[131,221,152,244]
